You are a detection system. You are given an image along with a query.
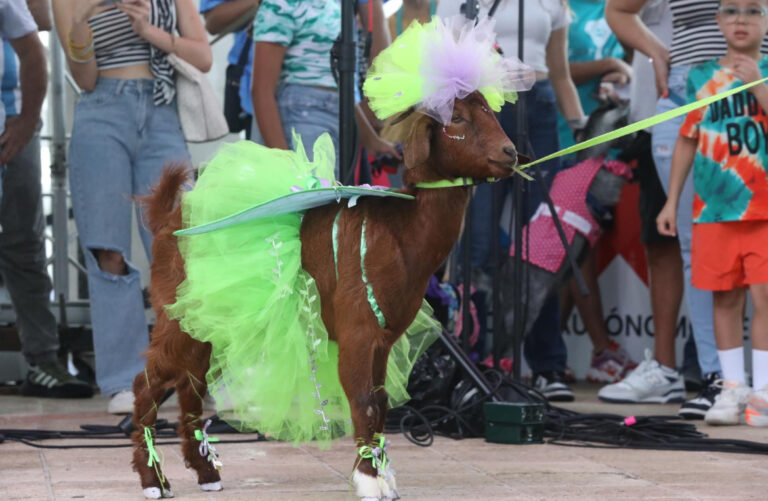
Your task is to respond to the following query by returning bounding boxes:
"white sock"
[718,347,745,384]
[659,364,677,375]
[752,349,768,391]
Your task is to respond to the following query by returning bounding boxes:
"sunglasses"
[718,6,768,21]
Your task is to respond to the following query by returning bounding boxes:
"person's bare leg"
[570,250,610,355]
[713,288,746,350]
[749,283,768,351]
[647,239,683,369]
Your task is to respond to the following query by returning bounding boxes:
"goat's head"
[402,92,523,186]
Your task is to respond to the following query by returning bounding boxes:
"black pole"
[510,0,527,382]
[339,0,357,185]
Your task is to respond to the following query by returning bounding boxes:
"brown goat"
[131,91,520,500]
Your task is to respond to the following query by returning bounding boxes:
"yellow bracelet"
[169,32,177,54]
[67,27,93,50]
[68,49,95,63]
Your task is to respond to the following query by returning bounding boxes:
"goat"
[130,90,521,500]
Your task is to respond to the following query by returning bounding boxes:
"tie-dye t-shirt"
[680,57,768,223]
[253,0,340,89]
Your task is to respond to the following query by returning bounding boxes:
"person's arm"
[202,0,258,35]
[52,0,102,91]
[0,32,47,164]
[605,0,669,97]
[251,41,289,149]
[730,54,768,111]
[546,27,585,122]
[359,0,390,60]
[118,0,212,72]
[656,135,696,236]
[569,57,632,86]
[355,104,401,158]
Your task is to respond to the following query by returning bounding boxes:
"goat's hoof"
[353,470,397,500]
[143,487,174,499]
[200,481,223,491]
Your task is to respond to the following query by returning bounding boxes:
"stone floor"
[1,384,767,500]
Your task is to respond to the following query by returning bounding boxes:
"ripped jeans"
[651,65,720,377]
[68,78,190,395]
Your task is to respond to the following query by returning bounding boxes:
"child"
[657,0,768,426]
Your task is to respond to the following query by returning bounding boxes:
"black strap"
[236,28,252,67]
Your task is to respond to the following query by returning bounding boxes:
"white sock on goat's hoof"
[353,470,383,499]
[143,487,162,499]
[200,481,222,491]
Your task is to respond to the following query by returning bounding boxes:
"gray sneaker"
[598,349,685,403]
[21,360,94,398]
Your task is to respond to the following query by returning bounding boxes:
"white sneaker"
[705,380,751,426]
[108,389,135,415]
[598,349,685,403]
[746,385,768,427]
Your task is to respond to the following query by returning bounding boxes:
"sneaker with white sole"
[21,360,94,399]
[745,386,768,427]
[598,349,685,403]
[108,389,135,415]
[586,340,637,383]
[704,380,751,425]
[532,372,574,402]
[679,372,721,420]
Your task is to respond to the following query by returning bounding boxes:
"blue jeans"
[252,83,340,176]
[651,65,720,377]
[68,78,190,395]
[470,80,566,375]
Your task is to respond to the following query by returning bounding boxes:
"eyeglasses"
[718,6,768,22]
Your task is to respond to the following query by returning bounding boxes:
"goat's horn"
[389,107,416,125]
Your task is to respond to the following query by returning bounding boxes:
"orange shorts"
[692,220,768,290]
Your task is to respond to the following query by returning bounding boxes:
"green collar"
[413,177,497,189]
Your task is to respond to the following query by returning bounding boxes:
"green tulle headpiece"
[363,15,535,125]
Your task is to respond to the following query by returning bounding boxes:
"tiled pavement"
[1,385,767,500]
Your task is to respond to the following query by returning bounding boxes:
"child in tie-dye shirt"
[657,0,768,428]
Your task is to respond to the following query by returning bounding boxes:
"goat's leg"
[131,366,174,499]
[371,345,399,499]
[338,332,394,501]
[176,367,223,492]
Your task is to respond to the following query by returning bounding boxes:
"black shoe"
[678,372,721,420]
[20,360,94,398]
[532,372,574,402]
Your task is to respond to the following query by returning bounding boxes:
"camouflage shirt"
[253,0,341,89]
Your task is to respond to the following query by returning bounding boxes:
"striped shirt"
[88,8,150,70]
[669,0,768,67]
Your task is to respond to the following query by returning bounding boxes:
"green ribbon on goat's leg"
[518,76,768,170]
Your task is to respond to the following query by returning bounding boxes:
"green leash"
[520,77,768,169]
[415,77,768,189]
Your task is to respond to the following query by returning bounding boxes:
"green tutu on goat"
[166,133,440,446]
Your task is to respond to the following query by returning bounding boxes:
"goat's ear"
[403,116,432,169]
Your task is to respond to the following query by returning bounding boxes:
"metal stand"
[338,0,358,185]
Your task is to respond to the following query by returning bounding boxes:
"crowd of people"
[1,0,766,429]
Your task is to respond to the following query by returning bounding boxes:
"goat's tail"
[141,164,190,235]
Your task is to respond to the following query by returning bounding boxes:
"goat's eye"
[451,115,464,123]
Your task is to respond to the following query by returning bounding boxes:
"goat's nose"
[502,146,517,164]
